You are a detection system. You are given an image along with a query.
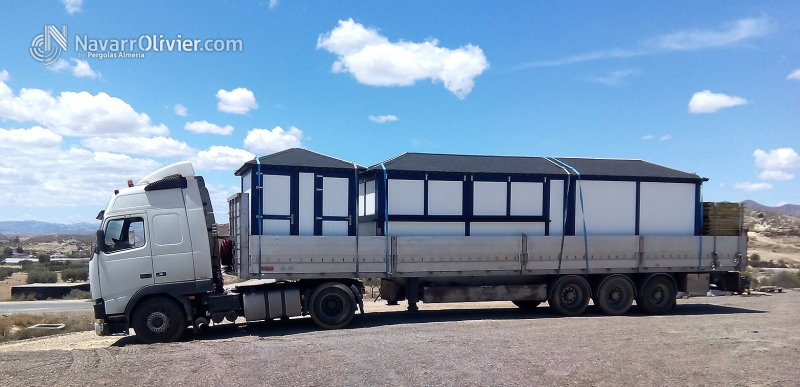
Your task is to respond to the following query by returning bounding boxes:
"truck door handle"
[156,272,166,277]
[140,273,152,279]
[288,214,294,224]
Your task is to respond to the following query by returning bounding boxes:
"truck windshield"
[104,217,145,252]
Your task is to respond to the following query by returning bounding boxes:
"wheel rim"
[561,285,580,306]
[321,294,345,317]
[606,285,622,305]
[649,285,666,306]
[146,311,170,334]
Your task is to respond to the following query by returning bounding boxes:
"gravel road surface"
[1,291,798,387]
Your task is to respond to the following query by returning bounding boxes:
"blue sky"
[0,1,798,223]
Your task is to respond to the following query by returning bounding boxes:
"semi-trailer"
[90,149,746,343]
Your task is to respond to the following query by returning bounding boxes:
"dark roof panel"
[372,153,565,175]
[366,152,701,181]
[553,157,700,180]
[236,148,362,175]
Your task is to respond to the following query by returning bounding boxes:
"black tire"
[310,283,357,329]
[511,300,542,309]
[596,275,634,316]
[548,276,590,317]
[132,297,186,344]
[636,275,676,315]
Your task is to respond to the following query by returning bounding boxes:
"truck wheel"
[132,297,186,344]
[310,283,356,329]
[511,300,542,309]
[548,276,590,317]
[636,275,676,315]
[596,275,634,315]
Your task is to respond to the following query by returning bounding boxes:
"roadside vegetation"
[0,311,93,343]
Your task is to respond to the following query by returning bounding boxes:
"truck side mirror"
[96,230,106,254]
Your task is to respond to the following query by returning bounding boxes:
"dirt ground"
[1,291,798,386]
[0,271,28,301]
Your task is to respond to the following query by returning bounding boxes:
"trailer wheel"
[548,276,590,316]
[596,275,634,315]
[511,300,542,309]
[132,297,186,344]
[636,275,676,315]
[310,283,357,329]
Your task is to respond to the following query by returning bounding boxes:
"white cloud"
[269,0,278,9]
[642,135,654,140]
[688,90,748,113]
[192,146,255,171]
[754,148,800,170]
[758,170,794,181]
[788,69,800,80]
[0,77,168,137]
[71,59,99,78]
[184,120,234,135]
[0,127,161,210]
[659,135,672,141]
[588,69,640,86]
[47,59,100,78]
[81,136,194,157]
[733,182,772,192]
[174,104,188,116]
[651,18,771,51]
[244,126,304,154]
[0,70,8,82]
[61,0,82,14]
[368,114,398,123]
[216,88,258,114]
[317,19,489,99]
[517,17,770,68]
[753,148,800,181]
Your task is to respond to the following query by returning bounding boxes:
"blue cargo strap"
[256,156,263,280]
[545,157,572,274]
[353,162,360,274]
[381,163,390,275]
[550,158,590,273]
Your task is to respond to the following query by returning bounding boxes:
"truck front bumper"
[93,298,128,336]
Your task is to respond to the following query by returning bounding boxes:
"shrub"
[19,260,33,267]
[26,268,57,284]
[37,254,50,263]
[761,271,800,289]
[63,289,91,299]
[62,267,89,282]
[0,267,19,280]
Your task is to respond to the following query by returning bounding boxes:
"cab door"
[97,215,153,315]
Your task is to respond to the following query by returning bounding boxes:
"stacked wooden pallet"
[702,202,743,236]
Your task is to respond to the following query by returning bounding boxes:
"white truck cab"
[91,162,220,341]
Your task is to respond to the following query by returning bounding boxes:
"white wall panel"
[389,179,424,215]
[549,180,565,236]
[242,172,252,195]
[510,182,543,216]
[575,180,636,236]
[428,180,463,215]
[358,182,365,216]
[470,222,545,236]
[365,180,376,216]
[298,173,314,236]
[388,222,465,236]
[323,177,349,217]
[322,221,349,236]
[639,182,696,235]
[262,175,290,215]
[262,219,290,235]
[473,181,507,215]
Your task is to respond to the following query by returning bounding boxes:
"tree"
[12,236,19,243]
[37,254,50,263]
[15,246,23,253]
[2,247,12,257]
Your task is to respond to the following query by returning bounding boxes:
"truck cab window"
[104,217,145,252]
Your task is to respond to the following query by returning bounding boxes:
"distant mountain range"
[0,221,98,236]
[743,200,800,218]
